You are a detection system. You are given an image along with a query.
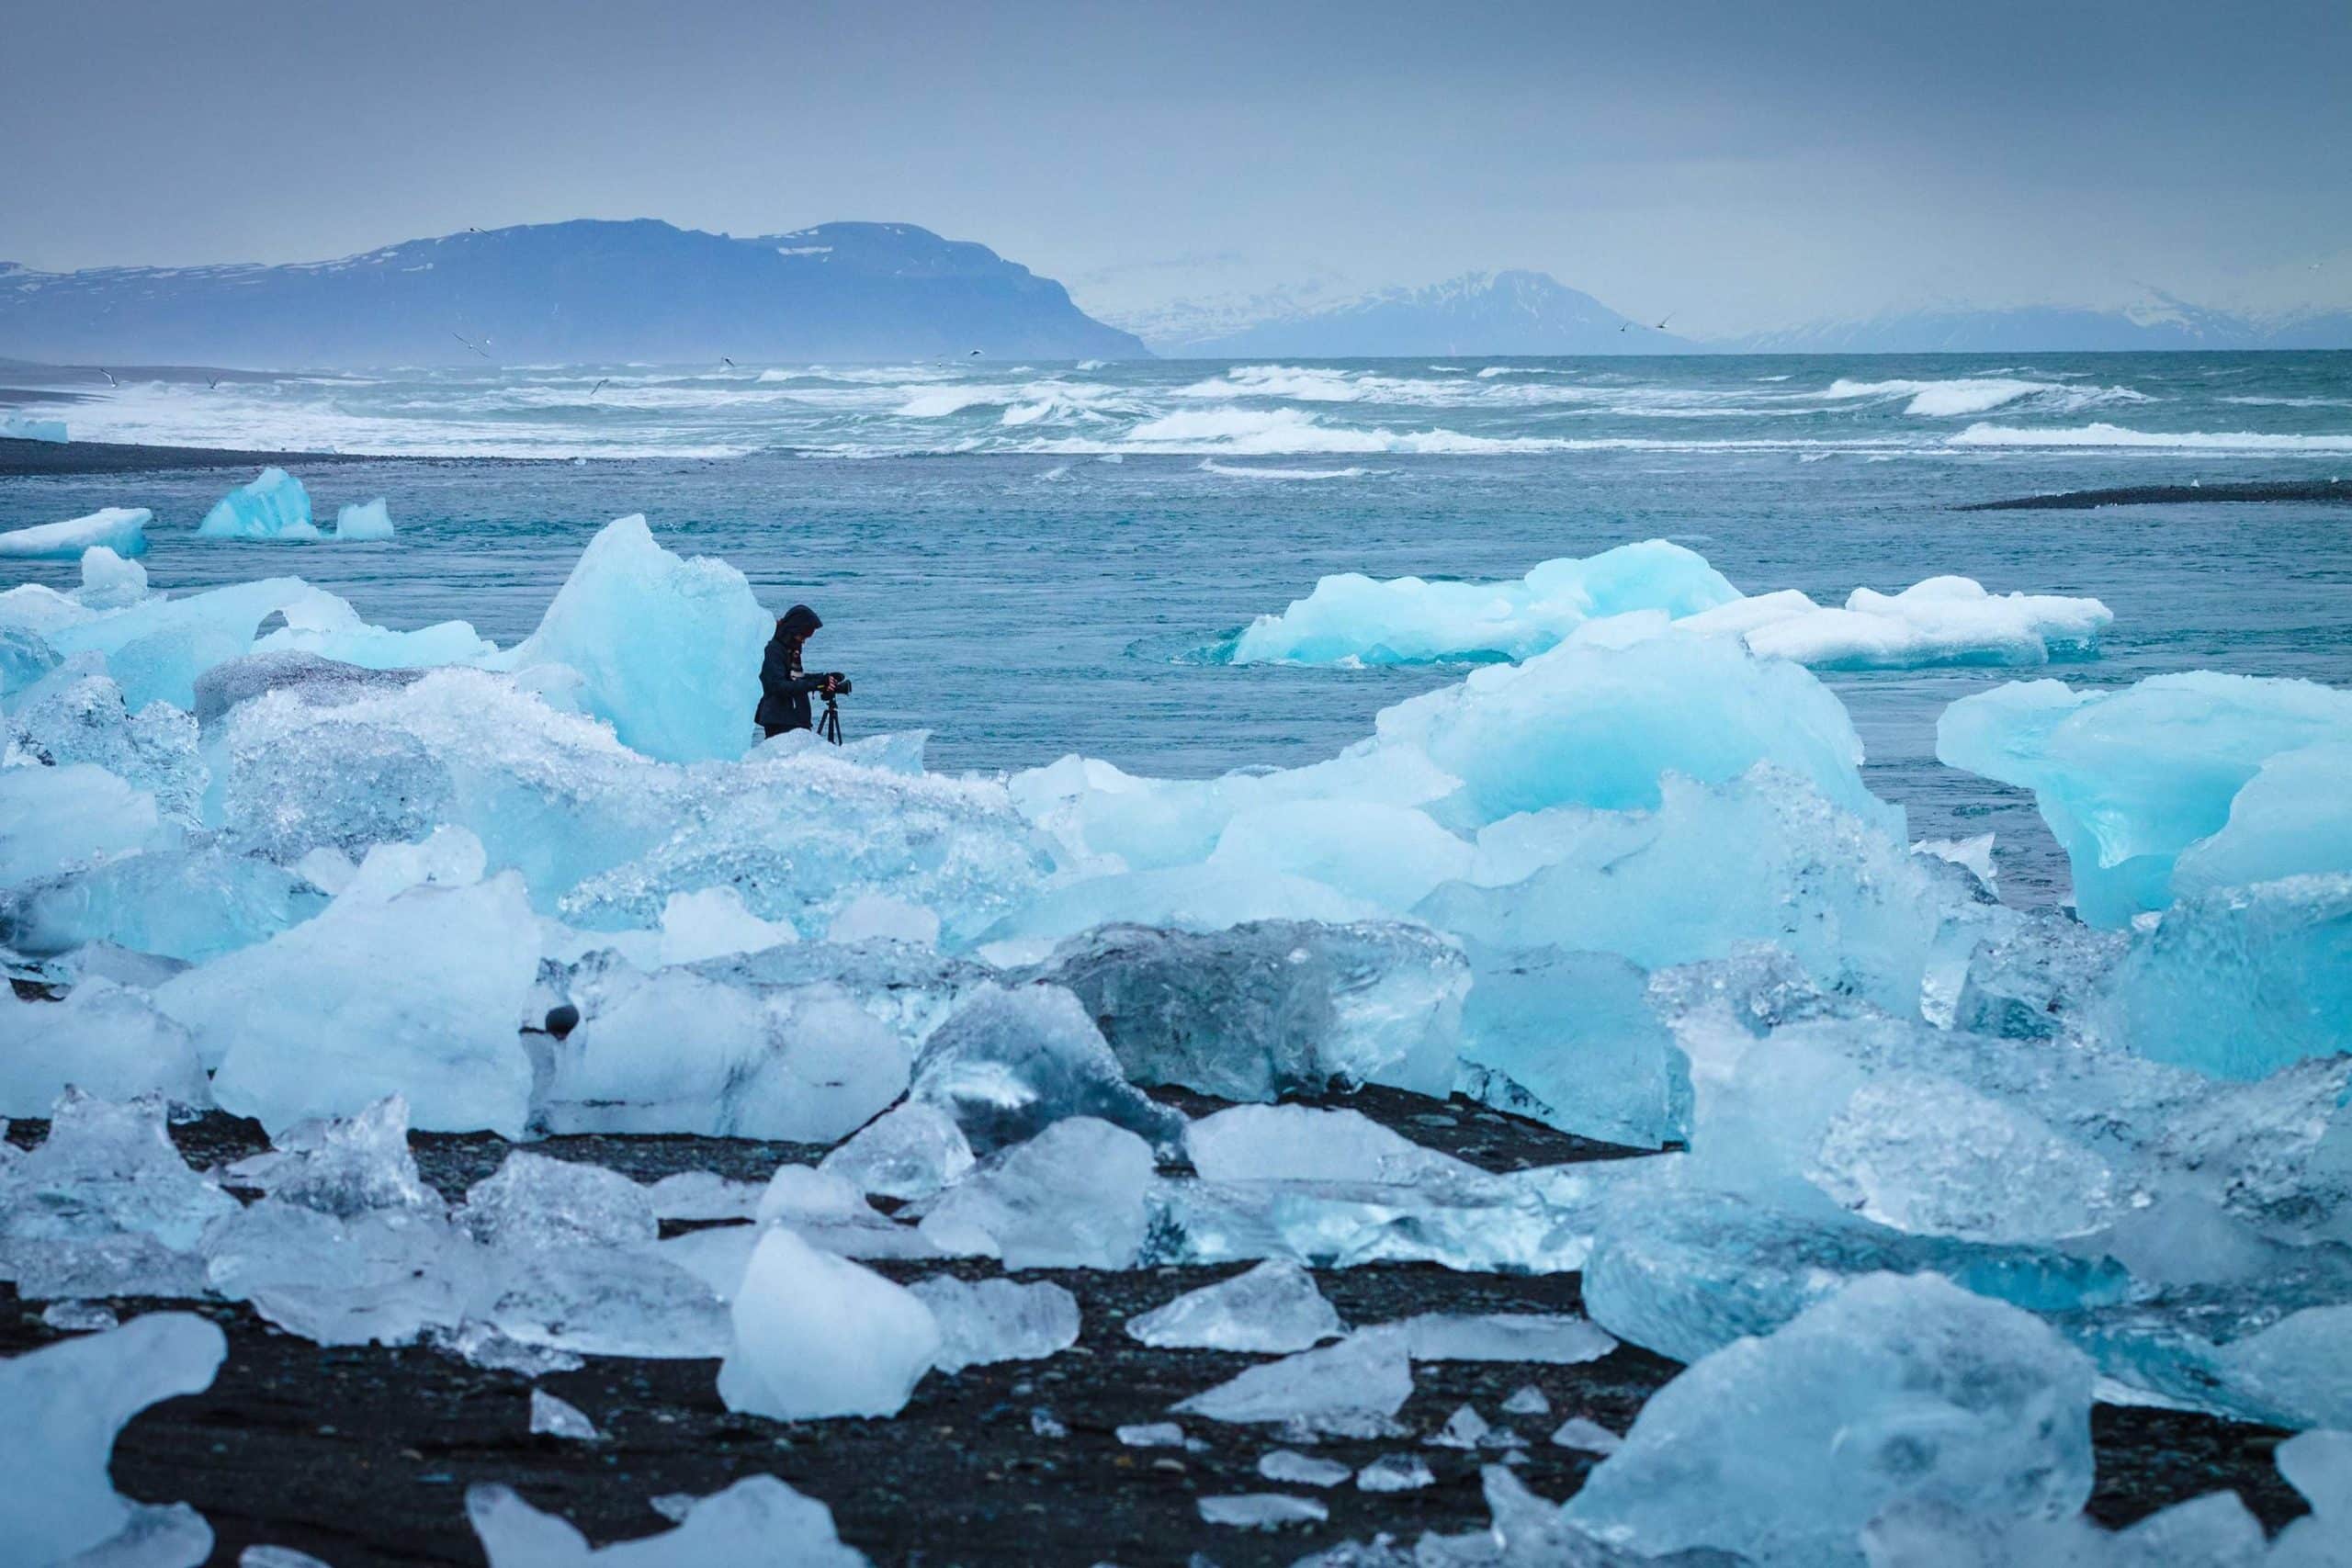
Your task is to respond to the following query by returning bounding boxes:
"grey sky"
[4,0,2346,336]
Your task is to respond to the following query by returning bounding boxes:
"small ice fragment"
[469,1474,867,1566]
[820,1100,976,1201]
[1501,1384,1550,1416]
[461,1151,658,1250]
[1396,1312,1618,1365]
[530,1388,602,1441]
[243,1547,335,1567]
[42,1300,120,1333]
[1029,1407,1068,1438]
[1116,1423,1190,1449]
[646,1170,763,1223]
[828,892,941,948]
[656,886,796,966]
[1258,1450,1351,1487]
[1125,1259,1344,1353]
[649,1494,697,1523]
[334,498,395,541]
[1173,1329,1413,1431]
[1549,1416,1623,1455]
[718,1227,940,1420]
[916,1117,1157,1270]
[426,1322,583,1377]
[1355,1454,1435,1493]
[1429,1405,1492,1450]
[910,1275,1081,1373]
[1197,1495,1329,1529]
[0,506,151,559]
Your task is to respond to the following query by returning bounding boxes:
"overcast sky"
[4,0,2346,336]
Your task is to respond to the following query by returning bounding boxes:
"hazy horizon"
[5,0,2349,339]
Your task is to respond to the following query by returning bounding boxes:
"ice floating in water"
[718,1226,940,1420]
[1223,540,2108,671]
[1125,1259,1345,1352]
[1565,1274,2095,1568]
[1225,540,1739,665]
[334,497,395,541]
[908,1274,1081,1372]
[199,468,321,540]
[1938,671,2352,925]
[0,412,68,442]
[0,1312,225,1567]
[0,505,151,559]
[469,1475,869,1567]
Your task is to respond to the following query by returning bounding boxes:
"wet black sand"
[0,1090,2305,1566]
[1962,478,2352,510]
[0,435,497,479]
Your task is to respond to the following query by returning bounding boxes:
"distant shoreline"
[1962,479,2352,511]
[0,436,565,478]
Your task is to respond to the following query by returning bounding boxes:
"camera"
[820,672,852,696]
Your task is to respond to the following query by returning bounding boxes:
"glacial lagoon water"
[6,351,2349,906]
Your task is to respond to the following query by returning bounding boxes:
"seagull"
[1653,315,1673,332]
[968,348,982,356]
[589,378,609,399]
[468,226,482,234]
[207,377,220,390]
[452,332,492,360]
[1619,321,1632,333]
[721,356,736,368]
[98,367,119,387]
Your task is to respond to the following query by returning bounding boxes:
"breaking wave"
[1950,423,2352,452]
[1825,378,2150,418]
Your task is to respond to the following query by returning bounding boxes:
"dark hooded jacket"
[756,604,826,736]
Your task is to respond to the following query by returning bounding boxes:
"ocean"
[6,351,2350,906]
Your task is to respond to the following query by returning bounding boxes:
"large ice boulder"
[0,1313,226,1566]
[198,467,320,539]
[1938,672,2352,925]
[0,412,69,442]
[1224,539,1741,666]
[159,843,539,1135]
[0,980,208,1114]
[718,1226,940,1419]
[1031,919,1467,1101]
[40,575,326,709]
[1565,1274,2095,1568]
[491,514,771,763]
[0,505,151,559]
[907,982,1186,1155]
[1456,946,1690,1150]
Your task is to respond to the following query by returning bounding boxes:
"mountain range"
[0,220,1147,367]
[1136,270,1696,356]
[1726,297,2352,354]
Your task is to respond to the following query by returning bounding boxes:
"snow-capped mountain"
[0,220,1148,367]
[1152,270,1690,356]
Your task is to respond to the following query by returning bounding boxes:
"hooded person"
[756,604,831,738]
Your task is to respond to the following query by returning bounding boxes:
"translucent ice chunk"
[530,1388,601,1440]
[1682,575,2112,671]
[0,763,168,889]
[1501,1384,1550,1416]
[0,1313,226,1565]
[203,1200,470,1347]
[164,869,538,1135]
[1197,1495,1329,1529]
[42,1300,119,1332]
[908,983,1184,1156]
[7,660,203,825]
[718,1226,941,1420]
[0,1092,238,1293]
[826,892,940,947]
[1173,1328,1413,1431]
[1551,1416,1623,1455]
[1356,1454,1435,1493]
[1125,1259,1345,1352]
[1260,1450,1351,1486]
[908,1274,1080,1373]
[1031,919,1467,1101]
[545,968,907,1141]
[199,468,320,540]
[654,886,797,965]
[1185,1104,1484,1187]
[0,506,152,560]
[1395,1313,1618,1364]
[819,1100,976,1201]
[459,1152,658,1251]
[334,498,395,541]
[0,980,207,1115]
[489,515,771,764]
[917,1117,1158,1269]
[2,843,332,964]
[645,1170,763,1223]
[468,1474,868,1567]
[1566,1274,2096,1568]
[1938,671,2352,925]
[1456,945,1690,1150]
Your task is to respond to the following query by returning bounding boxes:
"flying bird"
[452,332,492,360]
[207,377,220,390]
[721,356,736,368]
[968,348,983,356]
[1653,315,1672,332]
[468,227,482,234]
[589,378,609,399]
[1619,321,1632,333]
[98,367,119,387]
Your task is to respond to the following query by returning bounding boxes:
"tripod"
[817,693,843,745]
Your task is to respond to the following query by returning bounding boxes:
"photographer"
[755,604,849,740]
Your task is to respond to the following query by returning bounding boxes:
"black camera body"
[820,672,852,696]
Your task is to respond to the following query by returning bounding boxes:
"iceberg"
[1564,1274,2095,1568]
[718,1226,941,1419]
[75,545,151,610]
[1937,671,2352,925]
[0,412,69,442]
[198,467,320,540]
[0,506,151,559]
[1680,575,2111,669]
[0,1313,225,1567]
[334,497,395,541]
[490,514,771,763]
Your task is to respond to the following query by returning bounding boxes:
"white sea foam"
[1951,422,2352,452]
[1824,378,2149,418]
[1199,460,1370,480]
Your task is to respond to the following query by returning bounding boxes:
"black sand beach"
[0,1088,2304,1567]
[1962,479,2352,510]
